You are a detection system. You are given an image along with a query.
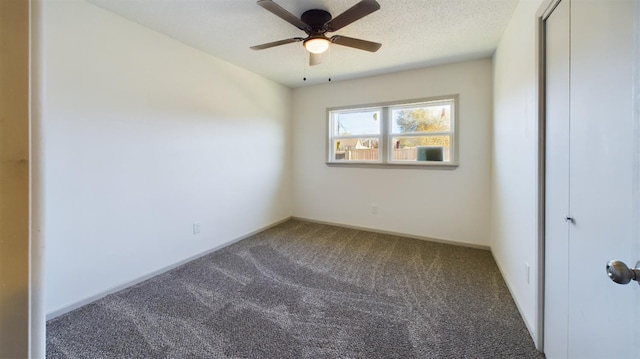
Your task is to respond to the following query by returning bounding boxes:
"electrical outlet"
[371,204,378,215]
[193,222,201,234]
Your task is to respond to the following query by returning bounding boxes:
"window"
[327,95,458,167]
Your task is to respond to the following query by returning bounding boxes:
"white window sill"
[325,161,459,170]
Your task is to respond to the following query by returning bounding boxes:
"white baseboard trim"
[46,216,292,321]
[291,216,490,251]
[490,249,538,348]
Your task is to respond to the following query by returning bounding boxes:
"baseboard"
[291,216,490,251]
[490,249,538,347]
[47,216,489,320]
[46,216,292,321]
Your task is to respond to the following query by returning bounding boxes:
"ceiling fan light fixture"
[304,37,330,54]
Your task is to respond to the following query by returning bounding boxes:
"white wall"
[491,0,544,344]
[292,59,493,247]
[41,0,292,316]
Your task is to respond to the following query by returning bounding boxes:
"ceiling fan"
[250,0,382,66]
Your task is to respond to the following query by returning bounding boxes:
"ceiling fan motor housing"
[301,9,332,32]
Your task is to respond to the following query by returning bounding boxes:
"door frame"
[535,0,564,353]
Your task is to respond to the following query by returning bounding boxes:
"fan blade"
[251,37,304,50]
[325,0,380,32]
[257,0,310,31]
[331,35,381,52]
[309,52,323,66]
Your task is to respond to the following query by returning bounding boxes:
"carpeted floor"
[47,219,543,358]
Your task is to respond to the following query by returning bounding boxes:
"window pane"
[391,104,451,134]
[333,138,379,161]
[391,136,450,162]
[334,110,381,136]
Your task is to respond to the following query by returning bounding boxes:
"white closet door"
[544,0,639,358]
[567,0,638,357]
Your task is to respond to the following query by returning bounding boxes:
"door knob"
[606,260,640,285]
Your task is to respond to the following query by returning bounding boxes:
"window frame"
[326,95,459,169]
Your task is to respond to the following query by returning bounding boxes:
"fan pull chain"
[328,46,332,82]
[302,46,307,81]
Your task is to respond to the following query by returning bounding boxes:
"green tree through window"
[394,106,450,149]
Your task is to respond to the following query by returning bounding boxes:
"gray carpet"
[47,219,543,358]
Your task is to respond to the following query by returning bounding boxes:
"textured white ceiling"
[87,0,518,88]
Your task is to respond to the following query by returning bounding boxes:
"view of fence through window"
[329,98,455,165]
[333,109,381,161]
